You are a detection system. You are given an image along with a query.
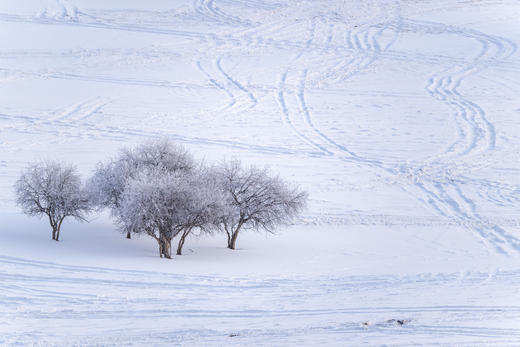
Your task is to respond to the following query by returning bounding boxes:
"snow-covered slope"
[1,0,520,345]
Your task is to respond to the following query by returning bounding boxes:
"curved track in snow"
[1,254,519,345]
[0,0,518,254]
[1,1,520,344]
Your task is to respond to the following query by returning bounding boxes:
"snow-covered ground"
[1,0,520,345]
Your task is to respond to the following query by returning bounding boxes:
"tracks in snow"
[271,8,520,254]
[0,1,519,253]
[392,19,520,254]
[0,109,303,157]
[276,14,400,165]
[196,56,257,115]
[1,254,520,345]
[46,97,109,123]
[194,0,255,27]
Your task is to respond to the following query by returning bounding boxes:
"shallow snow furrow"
[1,1,520,344]
[402,18,515,160]
[2,12,520,76]
[2,328,519,346]
[275,11,410,170]
[275,19,383,158]
[372,17,520,254]
[196,58,237,110]
[296,69,356,158]
[0,110,307,156]
[219,0,282,11]
[277,71,333,156]
[275,20,336,155]
[4,254,520,291]
[302,212,520,228]
[195,55,258,116]
[46,97,108,123]
[0,12,209,40]
[5,306,520,321]
[279,16,402,173]
[2,253,520,344]
[193,0,254,27]
[216,56,257,109]
[263,7,520,254]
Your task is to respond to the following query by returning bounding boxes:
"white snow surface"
[1,0,520,345]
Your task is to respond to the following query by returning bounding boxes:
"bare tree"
[87,139,194,239]
[118,167,227,258]
[88,140,306,255]
[118,170,183,258]
[215,160,307,250]
[15,161,91,241]
[173,166,228,255]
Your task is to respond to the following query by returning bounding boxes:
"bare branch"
[15,161,92,241]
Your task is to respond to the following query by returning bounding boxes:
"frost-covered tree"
[88,139,306,255]
[118,167,227,258]
[87,139,194,239]
[15,161,91,241]
[118,170,182,258]
[173,166,229,255]
[215,160,307,250]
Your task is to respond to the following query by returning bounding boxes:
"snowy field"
[1,0,520,345]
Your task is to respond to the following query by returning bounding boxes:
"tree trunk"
[228,231,239,249]
[176,235,186,255]
[55,218,64,241]
[176,228,192,256]
[157,234,171,259]
[157,238,164,258]
[48,214,56,240]
[126,231,131,239]
[153,233,171,259]
[226,231,231,248]
[162,237,171,259]
[228,222,244,250]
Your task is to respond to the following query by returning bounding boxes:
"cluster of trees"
[15,140,308,258]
